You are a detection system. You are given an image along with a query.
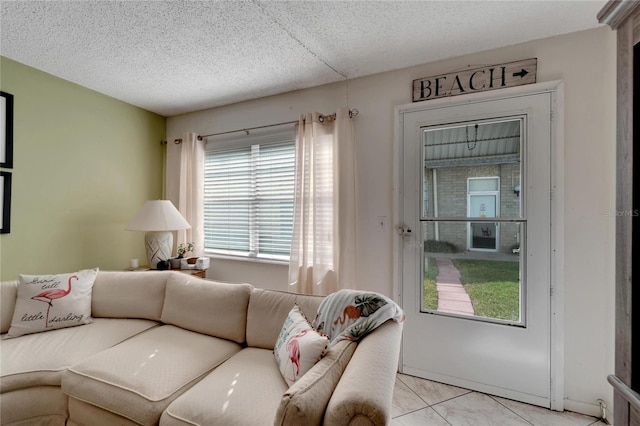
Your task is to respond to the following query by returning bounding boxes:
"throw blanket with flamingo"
[313,289,404,347]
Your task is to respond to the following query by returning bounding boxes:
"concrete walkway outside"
[435,258,474,316]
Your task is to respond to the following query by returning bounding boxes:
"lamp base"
[144,231,173,269]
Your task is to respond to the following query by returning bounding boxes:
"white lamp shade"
[126,200,191,269]
[126,200,191,231]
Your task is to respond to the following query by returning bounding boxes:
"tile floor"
[392,373,608,426]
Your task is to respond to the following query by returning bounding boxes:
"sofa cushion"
[62,325,242,426]
[274,340,357,426]
[161,273,252,343]
[92,270,171,320]
[7,269,98,337]
[0,318,159,393]
[246,288,324,349]
[0,386,68,426]
[274,304,329,386]
[161,347,288,426]
[0,280,19,334]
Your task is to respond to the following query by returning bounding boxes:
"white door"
[399,87,558,408]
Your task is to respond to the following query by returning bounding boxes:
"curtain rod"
[170,109,358,144]
[197,119,298,140]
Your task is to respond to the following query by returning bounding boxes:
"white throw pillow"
[274,304,329,387]
[7,268,98,337]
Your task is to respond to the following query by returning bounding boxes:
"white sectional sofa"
[0,271,403,426]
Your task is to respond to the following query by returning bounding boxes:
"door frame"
[392,80,565,410]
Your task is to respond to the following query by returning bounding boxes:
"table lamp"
[126,200,191,269]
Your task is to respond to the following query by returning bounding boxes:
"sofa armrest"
[1,280,19,334]
[323,319,403,426]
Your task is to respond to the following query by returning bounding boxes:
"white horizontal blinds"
[255,142,295,256]
[204,147,251,253]
[204,132,295,259]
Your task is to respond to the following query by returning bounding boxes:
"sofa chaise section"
[1,318,160,394]
[61,273,253,426]
[62,325,243,425]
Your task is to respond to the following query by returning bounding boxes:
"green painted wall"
[0,57,166,280]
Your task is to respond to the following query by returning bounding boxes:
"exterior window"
[204,135,295,261]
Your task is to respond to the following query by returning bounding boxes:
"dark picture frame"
[0,171,11,234]
[1,91,14,169]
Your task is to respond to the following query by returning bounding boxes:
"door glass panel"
[422,221,523,324]
[421,118,525,325]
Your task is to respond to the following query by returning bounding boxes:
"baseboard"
[563,399,610,424]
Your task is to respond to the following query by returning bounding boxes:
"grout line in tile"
[394,374,429,408]
[395,373,411,388]
[427,389,474,408]
[393,406,453,426]
[397,373,473,407]
[396,374,434,408]
[393,407,424,419]
[488,394,535,426]
[393,406,455,426]
[432,406,455,426]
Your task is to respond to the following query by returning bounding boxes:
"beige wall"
[0,57,166,280]
[167,27,616,417]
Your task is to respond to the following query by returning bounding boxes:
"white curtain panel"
[289,107,357,295]
[177,132,204,256]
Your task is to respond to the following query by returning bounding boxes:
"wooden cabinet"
[598,2,640,425]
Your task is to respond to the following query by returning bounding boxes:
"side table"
[175,269,206,278]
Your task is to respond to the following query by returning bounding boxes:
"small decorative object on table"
[170,242,194,269]
[195,257,210,271]
[177,242,194,258]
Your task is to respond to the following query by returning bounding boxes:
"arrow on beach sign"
[513,69,529,78]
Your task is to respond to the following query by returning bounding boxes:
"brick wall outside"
[423,163,521,254]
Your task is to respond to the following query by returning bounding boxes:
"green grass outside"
[423,257,439,311]
[453,259,520,322]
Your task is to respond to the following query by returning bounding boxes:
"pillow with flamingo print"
[274,304,330,387]
[6,268,98,337]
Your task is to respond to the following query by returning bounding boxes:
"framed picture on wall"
[1,91,14,168]
[1,171,11,234]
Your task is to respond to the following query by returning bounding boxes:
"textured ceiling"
[1,1,606,117]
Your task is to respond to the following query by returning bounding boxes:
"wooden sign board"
[412,58,537,102]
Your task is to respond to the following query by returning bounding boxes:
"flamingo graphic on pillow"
[285,329,308,382]
[30,275,77,327]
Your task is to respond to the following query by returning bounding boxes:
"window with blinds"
[204,130,295,261]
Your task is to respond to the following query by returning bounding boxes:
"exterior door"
[398,86,559,409]
[467,178,500,251]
